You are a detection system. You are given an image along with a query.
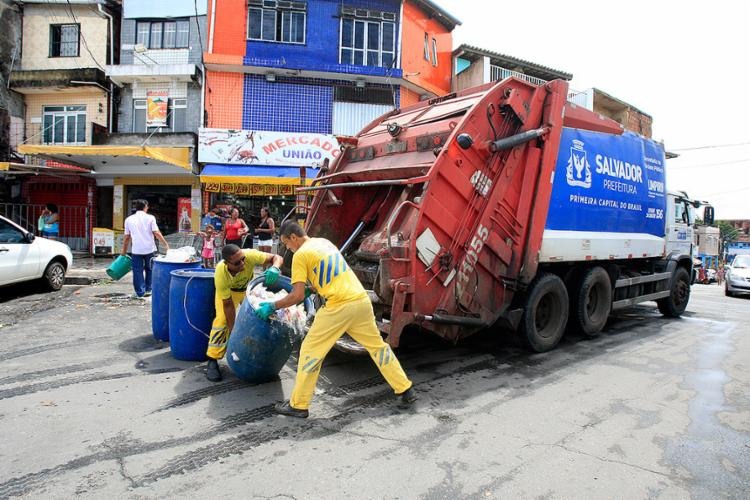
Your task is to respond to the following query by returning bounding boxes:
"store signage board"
[198,128,341,166]
[146,90,169,127]
[203,183,297,196]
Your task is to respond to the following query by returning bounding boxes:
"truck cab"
[665,191,714,281]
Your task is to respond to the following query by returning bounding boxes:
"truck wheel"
[573,266,612,338]
[519,273,568,352]
[43,261,66,291]
[657,267,690,317]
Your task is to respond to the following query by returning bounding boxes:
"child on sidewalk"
[199,225,218,269]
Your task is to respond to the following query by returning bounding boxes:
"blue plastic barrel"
[169,268,215,361]
[226,276,315,383]
[152,258,201,341]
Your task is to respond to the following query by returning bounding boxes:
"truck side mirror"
[704,206,715,225]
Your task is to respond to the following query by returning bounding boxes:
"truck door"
[665,194,693,257]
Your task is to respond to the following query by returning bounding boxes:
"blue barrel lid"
[170,268,216,279]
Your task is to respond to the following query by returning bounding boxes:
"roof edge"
[453,43,573,80]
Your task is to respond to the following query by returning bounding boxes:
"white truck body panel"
[539,230,665,263]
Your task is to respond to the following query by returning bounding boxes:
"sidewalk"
[65,254,120,284]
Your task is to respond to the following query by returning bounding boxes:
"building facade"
[102,0,207,234]
[9,0,118,250]
[200,0,458,230]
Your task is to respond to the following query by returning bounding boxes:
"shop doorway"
[210,194,295,231]
[126,185,191,235]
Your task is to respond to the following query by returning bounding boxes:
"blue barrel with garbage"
[152,252,202,341]
[226,275,315,383]
[169,268,215,361]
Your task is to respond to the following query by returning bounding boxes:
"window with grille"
[136,20,190,49]
[133,99,188,133]
[334,86,393,105]
[49,24,80,57]
[248,0,306,44]
[43,106,86,144]
[340,10,396,68]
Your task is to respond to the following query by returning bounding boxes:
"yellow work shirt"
[214,249,268,300]
[291,237,367,308]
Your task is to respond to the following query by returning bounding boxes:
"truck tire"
[42,261,66,291]
[657,267,690,317]
[573,266,612,338]
[519,273,568,352]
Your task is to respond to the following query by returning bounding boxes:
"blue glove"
[255,302,276,321]
[264,266,281,286]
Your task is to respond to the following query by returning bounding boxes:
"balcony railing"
[490,65,548,87]
[567,89,590,108]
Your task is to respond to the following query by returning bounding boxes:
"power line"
[194,0,205,55]
[703,186,750,198]
[63,0,106,72]
[670,141,750,152]
[669,158,750,169]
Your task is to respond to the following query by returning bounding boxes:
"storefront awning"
[200,164,319,185]
[0,161,88,175]
[17,145,192,171]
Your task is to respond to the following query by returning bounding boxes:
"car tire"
[43,261,66,291]
[725,286,733,297]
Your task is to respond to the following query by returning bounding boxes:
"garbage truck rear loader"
[299,78,692,353]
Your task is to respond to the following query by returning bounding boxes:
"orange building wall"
[208,0,247,56]
[401,1,453,96]
[206,71,244,128]
[400,87,422,108]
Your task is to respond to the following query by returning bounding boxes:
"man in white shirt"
[121,199,170,298]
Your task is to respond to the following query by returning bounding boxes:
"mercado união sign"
[198,128,341,167]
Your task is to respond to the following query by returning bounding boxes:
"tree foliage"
[717,220,739,243]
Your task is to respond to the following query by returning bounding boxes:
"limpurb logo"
[566,139,592,188]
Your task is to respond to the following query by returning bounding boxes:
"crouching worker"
[205,244,283,382]
[255,221,416,418]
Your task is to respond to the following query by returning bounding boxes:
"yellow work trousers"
[290,297,412,410]
[206,290,246,360]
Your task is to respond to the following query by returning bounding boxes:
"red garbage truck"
[297,77,695,353]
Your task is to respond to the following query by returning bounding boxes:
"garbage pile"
[155,246,200,263]
[246,284,308,339]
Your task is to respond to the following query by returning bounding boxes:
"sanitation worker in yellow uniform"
[205,243,284,382]
[255,221,416,418]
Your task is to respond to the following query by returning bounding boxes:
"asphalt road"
[0,278,747,499]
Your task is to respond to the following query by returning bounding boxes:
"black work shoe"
[274,400,309,418]
[397,387,418,408]
[206,358,222,382]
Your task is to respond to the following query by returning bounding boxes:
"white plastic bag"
[247,284,308,339]
[157,246,198,263]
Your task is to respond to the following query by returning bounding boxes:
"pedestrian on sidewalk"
[254,206,275,253]
[121,199,170,299]
[223,208,249,247]
[204,244,283,382]
[255,221,416,418]
[198,225,218,269]
[39,203,60,240]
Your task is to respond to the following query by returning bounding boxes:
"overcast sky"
[438,0,750,219]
